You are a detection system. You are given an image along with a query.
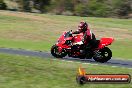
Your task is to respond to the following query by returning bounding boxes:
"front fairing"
[56,32,72,52]
[57,32,66,44]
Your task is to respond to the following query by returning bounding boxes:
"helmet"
[78,21,88,32]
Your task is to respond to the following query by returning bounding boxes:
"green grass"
[0,54,131,88]
[0,11,132,60]
[0,11,131,88]
[109,40,132,60]
[0,38,51,51]
[38,14,132,30]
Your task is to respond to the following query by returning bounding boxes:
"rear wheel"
[51,45,67,58]
[93,47,112,63]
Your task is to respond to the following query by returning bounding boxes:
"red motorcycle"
[51,31,114,63]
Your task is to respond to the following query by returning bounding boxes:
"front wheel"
[51,45,67,58]
[93,47,112,63]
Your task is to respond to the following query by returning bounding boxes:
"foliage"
[110,0,132,17]
[33,0,51,13]
[3,0,132,18]
[0,0,7,10]
[74,0,111,17]
[74,4,89,16]
[86,0,111,17]
[49,0,74,14]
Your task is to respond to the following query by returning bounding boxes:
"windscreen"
[64,32,71,38]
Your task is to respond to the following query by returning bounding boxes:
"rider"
[72,21,97,53]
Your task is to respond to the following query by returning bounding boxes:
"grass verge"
[0,54,131,88]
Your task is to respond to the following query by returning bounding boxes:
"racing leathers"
[72,28,97,50]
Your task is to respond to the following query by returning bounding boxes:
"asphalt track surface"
[0,48,132,68]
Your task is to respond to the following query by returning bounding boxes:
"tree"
[22,0,31,12]
[2,0,132,18]
[7,0,50,13]
[0,0,7,10]
[74,4,89,16]
[87,0,111,17]
[74,0,111,17]
[33,0,50,13]
[50,0,74,14]
[107,0,132,17]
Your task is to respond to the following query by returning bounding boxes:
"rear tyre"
[51,45,67,58]
[93,47,112,63]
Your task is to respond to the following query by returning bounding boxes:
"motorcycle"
[51,31,114,63]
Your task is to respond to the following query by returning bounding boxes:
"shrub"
[0,0,7,10]
[74,4,89,16]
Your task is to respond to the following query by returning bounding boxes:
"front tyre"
[93,47,112,63]
[51,45,67,58]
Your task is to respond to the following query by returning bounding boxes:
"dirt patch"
[0,10,57,24]
[92,28,132,40]
[0,30,52,42]
[0,10,131,41]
